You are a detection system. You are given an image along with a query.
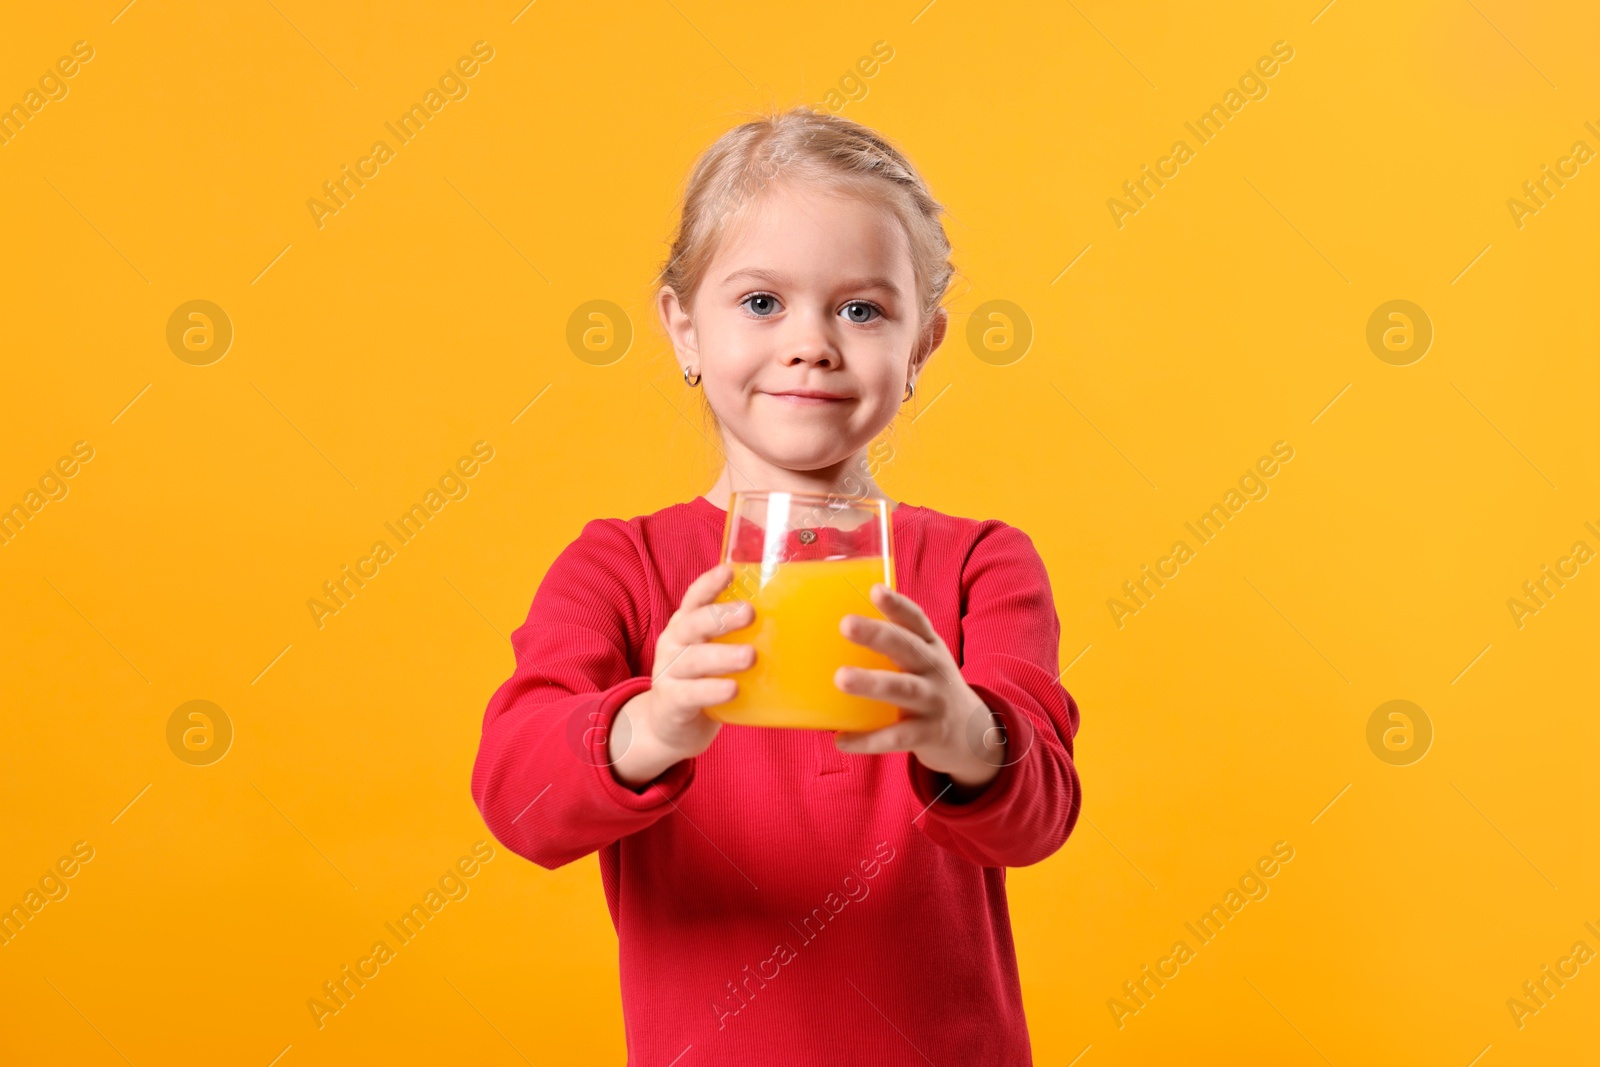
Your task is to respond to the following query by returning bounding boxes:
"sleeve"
[904,522,1082,868]
[470,518,695,870]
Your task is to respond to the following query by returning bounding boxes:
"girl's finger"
[661,674,738,712]
[675,641,755,679]
[666,567,731,633]
[840,614,940,675]
[669,597,750,650]
[869,584,940,644]
[680,563,733,609]
[833,665,937,713]
[834,717,928,755]
[699,597,754,638]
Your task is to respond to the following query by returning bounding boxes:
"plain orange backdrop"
[1,1,1595,1064]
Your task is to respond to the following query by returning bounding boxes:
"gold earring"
[902,379,915,402]
[684,367,702,387]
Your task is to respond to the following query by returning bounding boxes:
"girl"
[471,107,1081,1065]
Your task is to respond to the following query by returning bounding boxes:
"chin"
[754,442,857,473]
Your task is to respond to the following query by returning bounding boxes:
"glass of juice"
[706,490,901,731]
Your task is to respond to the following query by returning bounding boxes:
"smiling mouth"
[764,391,853,405]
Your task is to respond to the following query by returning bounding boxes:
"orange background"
[1,1,1595,1063]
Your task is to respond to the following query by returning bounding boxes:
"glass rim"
[719,488,894,569]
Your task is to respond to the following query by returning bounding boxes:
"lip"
[764,390,853,405]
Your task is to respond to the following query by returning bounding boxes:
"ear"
[657,285,700,374]
[907,306,947,385]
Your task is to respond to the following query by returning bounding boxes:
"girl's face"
[660,179,946,479]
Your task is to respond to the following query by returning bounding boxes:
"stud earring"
[683,367,702,387]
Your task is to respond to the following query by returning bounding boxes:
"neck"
[702,440,893,511]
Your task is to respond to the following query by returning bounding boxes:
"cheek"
[699,370,764,435]
[701,316,767,377]
[850,340,910,399]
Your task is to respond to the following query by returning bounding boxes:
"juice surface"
[707,557,901,731]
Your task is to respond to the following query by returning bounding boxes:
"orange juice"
[707,556,901,730]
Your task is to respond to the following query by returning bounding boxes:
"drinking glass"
[706,490,901,731]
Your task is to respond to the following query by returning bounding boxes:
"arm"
[469,519,694,870]
[905,523,1082,868]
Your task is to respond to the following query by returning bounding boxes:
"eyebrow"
[721,266,903,296]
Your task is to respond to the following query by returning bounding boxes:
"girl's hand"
[608,563,755,787]
[833,583,1007,795]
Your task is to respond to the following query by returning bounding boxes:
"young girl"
[471,107,1081,1065]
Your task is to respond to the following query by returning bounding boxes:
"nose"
[779,306,838,369]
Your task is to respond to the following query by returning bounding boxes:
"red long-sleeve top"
[471,495,1081,1065]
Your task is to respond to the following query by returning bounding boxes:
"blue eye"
[742,293,781,317]
[841,301,882,324]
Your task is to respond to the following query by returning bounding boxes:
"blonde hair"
[656,106,957,333]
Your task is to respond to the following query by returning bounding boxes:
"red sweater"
[471,495,1081,1065]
